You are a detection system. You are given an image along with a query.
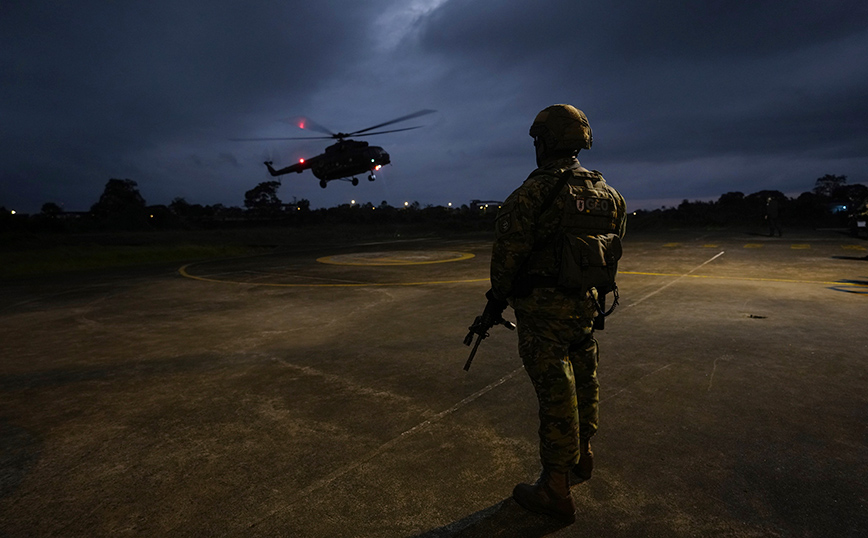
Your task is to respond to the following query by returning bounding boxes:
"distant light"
[633,211,637,215]
[150,214,154,218]
[371,159,375,163]
[299,120,306,129]
[374,165,381,171]
[404,201,409,207]
[448,202,452,207]
[10,210,15,215]
[299,158,305,164]
[351,200,356,205]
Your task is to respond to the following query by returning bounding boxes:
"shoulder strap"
[536,169,572,217]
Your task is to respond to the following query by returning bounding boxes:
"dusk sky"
[2,1,867,214]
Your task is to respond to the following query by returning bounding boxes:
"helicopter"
[232,109,436,188]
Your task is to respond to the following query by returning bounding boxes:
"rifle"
[463,315,515,371]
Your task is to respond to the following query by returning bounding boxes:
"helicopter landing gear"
[351,177,359,186]
[319,180,327,189]
[368,173,376,182]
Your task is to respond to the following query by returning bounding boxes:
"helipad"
[3,230,866,537]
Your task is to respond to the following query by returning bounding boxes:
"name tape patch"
[576,197,611,214]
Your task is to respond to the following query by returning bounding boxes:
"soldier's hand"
[462,291,514,371]
[479,289,508,330]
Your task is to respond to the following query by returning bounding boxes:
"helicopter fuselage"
[312,140,390,181]
[265,139,390,185]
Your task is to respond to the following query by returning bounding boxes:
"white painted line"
[628,251,725,307]
[255,367,524,518]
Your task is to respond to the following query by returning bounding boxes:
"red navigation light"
[298,120,305,129]
[374,165,381,171]
[299,158,305,164]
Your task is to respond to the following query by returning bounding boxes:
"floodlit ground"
[1,227,866,537]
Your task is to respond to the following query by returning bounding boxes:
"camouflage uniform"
[491,156,626,474]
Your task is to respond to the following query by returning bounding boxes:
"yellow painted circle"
[316,250,475,266]
[179,250,484,287]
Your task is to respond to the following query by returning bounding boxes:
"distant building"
[470,200,503,213]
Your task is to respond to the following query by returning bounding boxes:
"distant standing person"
[466,104,626,524]
[766,196,782,237]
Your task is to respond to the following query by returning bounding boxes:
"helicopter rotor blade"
[349,109,436,136]
[231,109,436,142]
[282,116,336,136]
[229,135,335,141]
[354,126,426,137]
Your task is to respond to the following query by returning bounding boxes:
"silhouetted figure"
[766,197,782,237]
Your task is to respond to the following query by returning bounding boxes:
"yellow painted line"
[790,244,810,250]
[317,251,475,266]
[702,244,719,248]
[179,264,489,287]
[743,244,763,249]
[620,271,868,288]
[843,245,867,251]
[663,243,681,248]
[180,265,868,289]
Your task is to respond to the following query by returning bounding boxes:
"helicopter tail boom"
[264,160,310,177]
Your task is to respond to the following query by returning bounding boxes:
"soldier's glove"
[476,289,509,334]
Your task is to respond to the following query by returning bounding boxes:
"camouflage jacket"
[490,157,626,319]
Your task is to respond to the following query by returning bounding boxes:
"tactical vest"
[522,167,623,295]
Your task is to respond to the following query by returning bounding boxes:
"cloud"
[1,1,867,213]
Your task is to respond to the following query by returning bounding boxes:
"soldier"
[765,196,782,237]
[474,104,626,523]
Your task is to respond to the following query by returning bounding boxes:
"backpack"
[529,167,623,308]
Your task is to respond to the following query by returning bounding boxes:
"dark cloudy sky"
[2,1,867,213]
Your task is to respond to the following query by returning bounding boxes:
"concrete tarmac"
[1,228,866,537]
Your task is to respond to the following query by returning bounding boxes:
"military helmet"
[529,104,592,151]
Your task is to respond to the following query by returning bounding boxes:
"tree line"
[0,178,501,233]
[631,174,867,231]
[2,174,866,234]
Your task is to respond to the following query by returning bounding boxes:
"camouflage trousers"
[516,313,600,473]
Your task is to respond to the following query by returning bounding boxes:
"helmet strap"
[534,136,547,167]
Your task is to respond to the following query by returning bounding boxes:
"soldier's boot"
[512,469,576,524]
[571,438,593,483]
